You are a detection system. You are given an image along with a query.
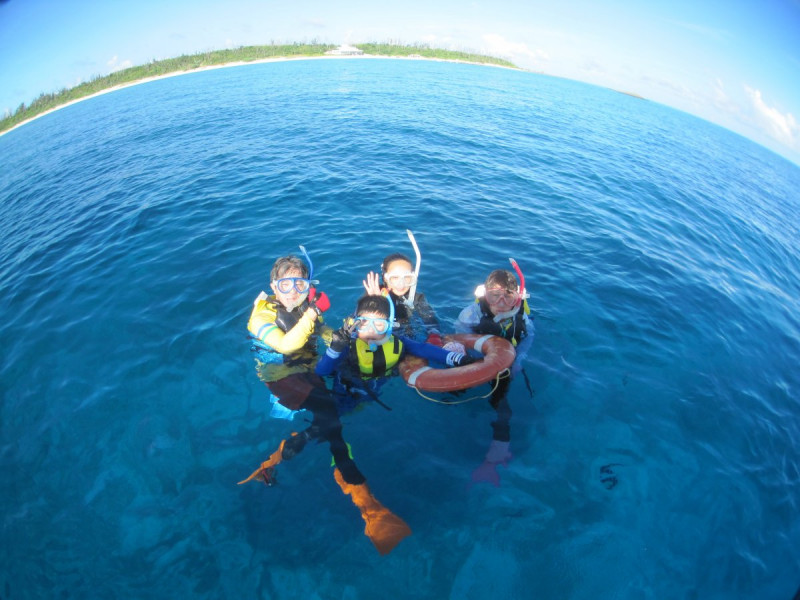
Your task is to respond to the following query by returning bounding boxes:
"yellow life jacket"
[475,297,530,346]
[248,294,280,342]
[248,293,318,382]
[248,293,319,346]
[353,336,404,378]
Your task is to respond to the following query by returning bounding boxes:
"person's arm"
[248,290,330,355]
[454,303,480,334]
[251,308,318,355]
[414,292,440,332]
[401,336,474,367]
[315,321,357,376]
[315,344,346,376]
[511,316,535,373]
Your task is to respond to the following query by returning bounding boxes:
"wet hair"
[270,255,308,282]
[381,253,412,273]
[485,269,518,291]
[356,294,390,318]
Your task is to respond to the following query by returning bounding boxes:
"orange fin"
[237,439,288,485]
[333,468,412,555]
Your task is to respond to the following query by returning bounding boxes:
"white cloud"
[107,55,133,72]
[745,86,800,149]
[481,33,548,63]
[711,78,742,117]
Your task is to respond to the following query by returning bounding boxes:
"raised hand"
[308,288,330,316]
[331,319,359,352]
[362,271,382,295]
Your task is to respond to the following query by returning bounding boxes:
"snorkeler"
[316,294,476,410]
[362,229,443,344]
[455,259,534,486]
[239,248,411,555]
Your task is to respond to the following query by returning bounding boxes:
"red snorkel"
[508,257,526,308]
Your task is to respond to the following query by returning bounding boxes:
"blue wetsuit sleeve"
[315,345,348,376]
[455,304,479,333]
[401,336,453,364]
[512,316,535,369]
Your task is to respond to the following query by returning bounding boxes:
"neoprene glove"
[330,320,357,353]
[308,288,331,316]
[452,353,479,367]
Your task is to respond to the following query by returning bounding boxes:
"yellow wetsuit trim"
[248,295,316,354]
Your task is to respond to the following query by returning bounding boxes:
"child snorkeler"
[240,248,411,555]
[455,259,534,487]
[316,294,476,407]
[362,230,443,345]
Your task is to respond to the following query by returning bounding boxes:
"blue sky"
[1,0,799,164]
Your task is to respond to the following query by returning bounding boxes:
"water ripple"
[1,58,799,599]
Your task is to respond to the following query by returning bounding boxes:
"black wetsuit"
[256,302,365,485]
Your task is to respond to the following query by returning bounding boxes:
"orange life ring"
[399,333,516,393]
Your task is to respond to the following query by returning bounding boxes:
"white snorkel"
[405,229,421,309]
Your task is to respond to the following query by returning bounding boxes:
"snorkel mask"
[475,258,529,322]
[355,294,395,350]
[276,245,317,311]
[399,229,422,309]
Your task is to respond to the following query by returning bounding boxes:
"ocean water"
[1,57,799,599]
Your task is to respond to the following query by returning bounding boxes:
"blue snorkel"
[364,294,395,351]
[298,245,316,283]
[388,288,396,329]
[300,246,312,278]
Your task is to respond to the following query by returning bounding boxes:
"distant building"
[325,44,364,56]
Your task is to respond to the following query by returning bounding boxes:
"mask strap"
[405,229,421,308]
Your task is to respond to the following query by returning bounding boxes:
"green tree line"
[1,42,516,134]
[354,43,517,68]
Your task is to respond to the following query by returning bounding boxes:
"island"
[1,43,518,135]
